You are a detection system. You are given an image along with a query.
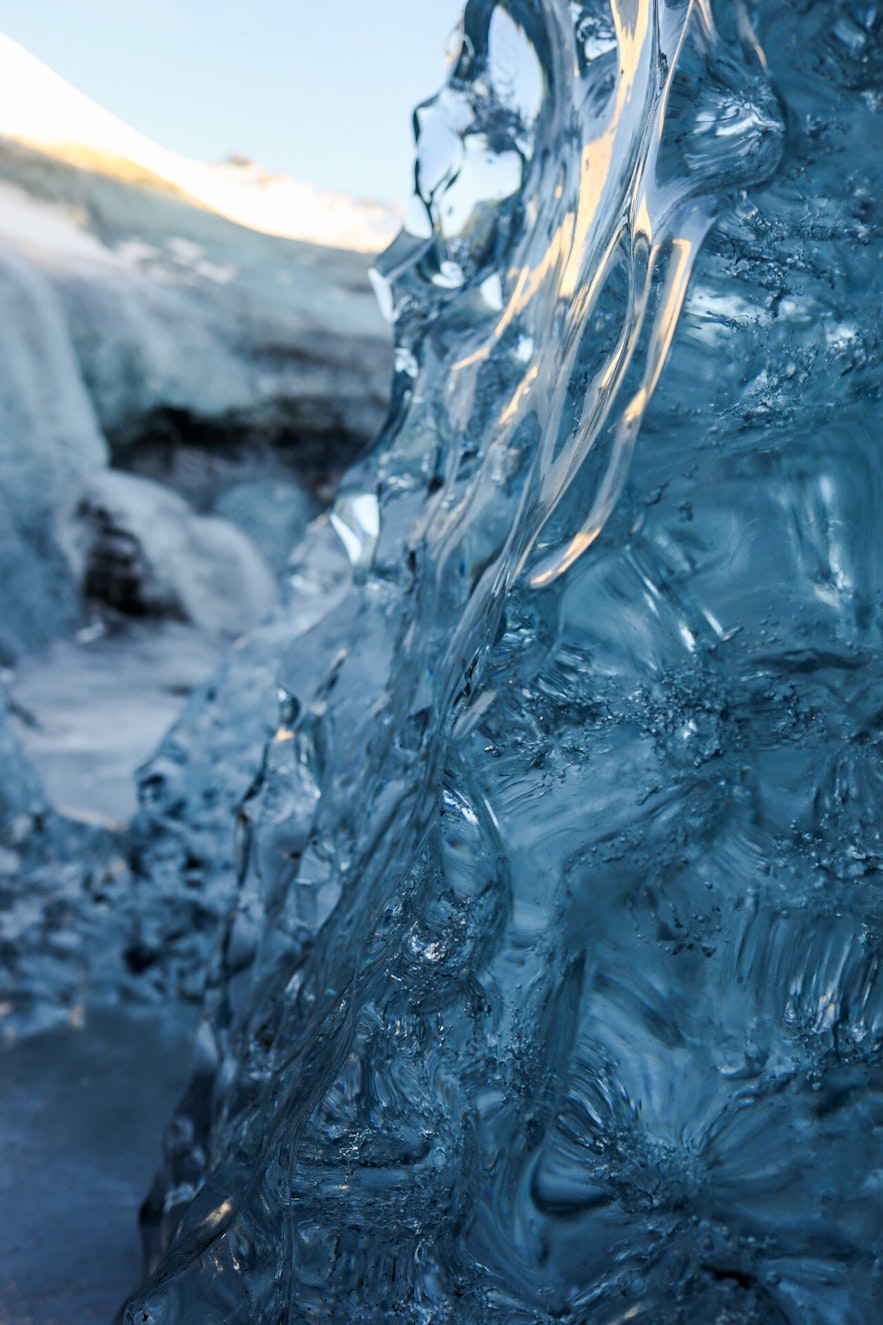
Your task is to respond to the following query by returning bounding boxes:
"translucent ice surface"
[126,2,883,1321]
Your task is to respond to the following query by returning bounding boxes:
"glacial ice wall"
[127,2,883,1321]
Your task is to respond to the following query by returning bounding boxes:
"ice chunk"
[125,3,883,1322]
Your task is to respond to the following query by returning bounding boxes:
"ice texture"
[126,2,883,1321]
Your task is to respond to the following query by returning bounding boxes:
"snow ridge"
[0,34,401,253]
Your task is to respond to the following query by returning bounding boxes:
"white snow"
[0,178,115,267]
[0,34,402,254]
[62,470,279,639]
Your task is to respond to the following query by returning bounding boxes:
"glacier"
[0,123,390,666]
[116,0,883,1321]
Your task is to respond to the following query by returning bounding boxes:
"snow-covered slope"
[0,34,401,253]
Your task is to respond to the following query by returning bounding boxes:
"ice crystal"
[127,3,883,1321]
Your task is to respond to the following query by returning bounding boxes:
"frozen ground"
[7,621,224,827]
[0,1006,196,1325]
[1,624,214,1320]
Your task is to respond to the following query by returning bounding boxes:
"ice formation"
[126,1,883,1320]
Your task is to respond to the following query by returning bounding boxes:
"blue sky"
[0,0,465,203]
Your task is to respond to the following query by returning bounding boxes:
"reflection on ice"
[329,491,380,568]
[488,8,545,126]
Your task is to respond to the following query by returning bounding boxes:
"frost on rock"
[127,2,883,1321]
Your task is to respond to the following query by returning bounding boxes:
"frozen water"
[125,2,883,1321]
[0,1007,195,1325]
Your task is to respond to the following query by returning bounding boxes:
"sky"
[0,0,465,203]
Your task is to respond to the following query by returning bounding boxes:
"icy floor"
[1,620,221,1319]
[7,619,223,826]
[0,1005,196,1325]
[0,623,224,1320]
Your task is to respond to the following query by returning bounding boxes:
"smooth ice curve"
[127,2,883,1321]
